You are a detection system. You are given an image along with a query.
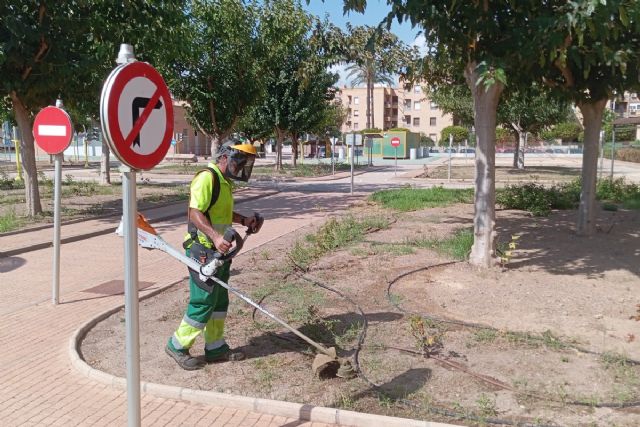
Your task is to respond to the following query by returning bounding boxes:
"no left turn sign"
[100,61,174,170]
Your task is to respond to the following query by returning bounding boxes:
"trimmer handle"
[246,213,264,235]
[215,228,244,262]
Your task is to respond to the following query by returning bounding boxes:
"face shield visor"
[225,148,255,182]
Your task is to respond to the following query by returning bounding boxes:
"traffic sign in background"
[100,61,173,170]
[391,137,401,147]
[33,106,73,155]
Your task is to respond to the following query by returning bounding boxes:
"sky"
[302,0,424,87]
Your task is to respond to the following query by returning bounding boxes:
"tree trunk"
[100,139,111,185]
[96,119,111,185]
[576,99,607,236]
[275,128,284,171]
[11,91,42,216]
[291,133,298,168]
[512,130,525,170]
[366,75,372,129]
[464,62,503,268]
[369,76,374,129]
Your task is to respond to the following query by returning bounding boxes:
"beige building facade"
[336,84,454,144]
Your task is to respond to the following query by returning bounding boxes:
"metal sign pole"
[350,133,354,195]
[52,153,62,304]
[448,134,453,181]
[394,146,397,176]
[113,43,142,427]
[122,166,141,427]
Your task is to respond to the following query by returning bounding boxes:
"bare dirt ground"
[0,179,188,230]
[82,200,640,426]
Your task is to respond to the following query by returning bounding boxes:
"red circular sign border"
[105,62,173,170]
[33,106,73,155]
[391,137,401,147]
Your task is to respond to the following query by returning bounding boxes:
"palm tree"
[345,60,395,129]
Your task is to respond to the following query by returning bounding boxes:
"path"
[0,188,366,426]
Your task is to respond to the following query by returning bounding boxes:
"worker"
[166,139,261,370]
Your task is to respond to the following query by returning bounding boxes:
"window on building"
[404,99,412,109]
[430,117,437,126]
[430,101,438,110]
[404,115,411,124]
[354,122,359,130]
[353,110,359,117]
[414,86,422,93]
[413,117,420,126]
[354,96,359,105]
[414,101,421,110]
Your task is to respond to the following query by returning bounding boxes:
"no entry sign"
[33,106,73,155]
[391,137,400,147]
[100,61,173,170]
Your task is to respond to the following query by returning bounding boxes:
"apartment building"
[336,84,454,144]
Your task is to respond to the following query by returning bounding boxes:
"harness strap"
[183,166,220,249]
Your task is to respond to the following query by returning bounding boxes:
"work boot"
[205,349,246,363]
[165,345,205,370]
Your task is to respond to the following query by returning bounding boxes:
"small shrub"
[0,171,24,190]
[616,147,640,163]
[496,183,554,216]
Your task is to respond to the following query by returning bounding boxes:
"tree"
[540,1,640,235]
[344,0,562,267]
[343,25,415,130]
[427,80,570,167]
[499,85,570,169]
[0,2,186,215]
[170,0,262,157]
[440,125,468,144]
[252,0,339,170]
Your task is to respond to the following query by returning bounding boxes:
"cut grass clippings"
[370,187,473,212]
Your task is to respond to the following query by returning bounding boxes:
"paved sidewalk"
[0,188,362,426]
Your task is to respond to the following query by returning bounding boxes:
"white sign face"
[117,77,168,155]
[100,61,173,170]
[346,133,363,146]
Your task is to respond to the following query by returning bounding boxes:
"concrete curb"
[69,282,458,427]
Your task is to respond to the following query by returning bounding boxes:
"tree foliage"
[440,125,468,144]
[170,0,262,150]
[0,1,186,214]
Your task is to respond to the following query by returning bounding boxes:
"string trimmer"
[117,213,355,379]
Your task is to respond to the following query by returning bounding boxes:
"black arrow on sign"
[131,97,163,147]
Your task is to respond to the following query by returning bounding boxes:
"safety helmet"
[217,138,257,182]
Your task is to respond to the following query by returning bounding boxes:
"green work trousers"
[168,251,231,359]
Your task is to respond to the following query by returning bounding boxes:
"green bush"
[497,183,557,216]
[441,125,469,144]
[0,171,24,190]
[597,177,640,202]
[498,178,640,215]
[552,122,583,142]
